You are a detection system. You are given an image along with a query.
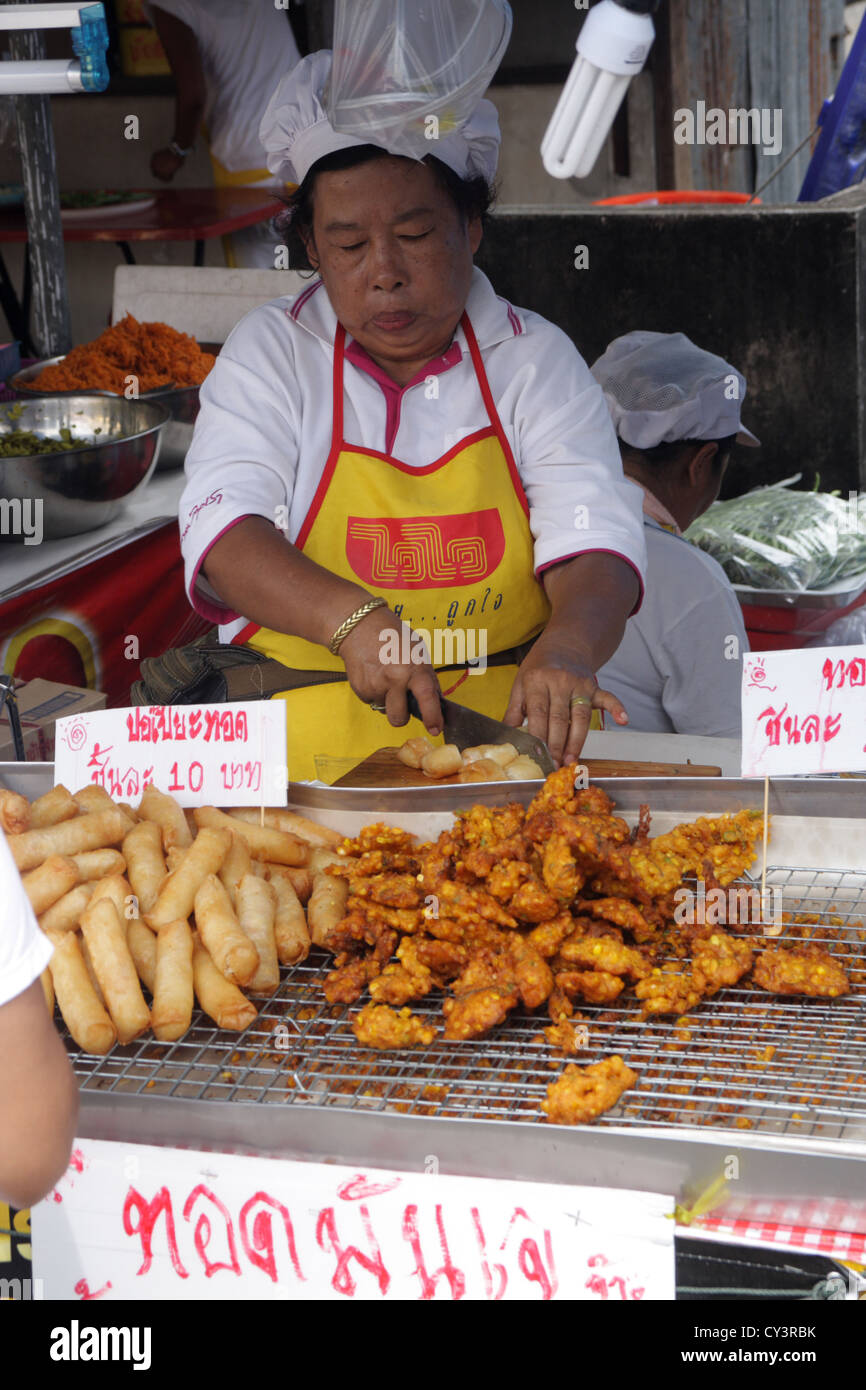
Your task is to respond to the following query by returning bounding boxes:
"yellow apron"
[233,312,552,781]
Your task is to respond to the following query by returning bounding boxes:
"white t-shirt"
[0,832,52,1009]
[179,267,648,631]
[598,519,749,738]
[147,0,300,173]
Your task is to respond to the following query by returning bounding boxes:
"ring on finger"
[569,693,593,710]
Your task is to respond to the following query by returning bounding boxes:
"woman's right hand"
[339,609,444,736]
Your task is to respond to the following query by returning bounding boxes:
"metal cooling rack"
[64,866,866,1138]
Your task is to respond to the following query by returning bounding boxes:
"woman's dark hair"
[621,435,737,472]
[275,144,495,269]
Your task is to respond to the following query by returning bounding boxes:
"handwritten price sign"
[741,645,866,777]
[32,1140,675,1302]
[53,703,288,807]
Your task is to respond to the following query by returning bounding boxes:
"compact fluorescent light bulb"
[542,0,656,180]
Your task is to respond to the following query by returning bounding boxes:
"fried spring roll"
[72,785,116,813]
[193,806,308,865]
[218,831,252,911]
[8,807,133,872]
[81,897,151,1044]
[80,934,107,1006]
[70,848,126,881]
[46,928,116,1055]
[90,872,137,922]
[123,820,166,914]
[307,870,349,949]
[152,919,194,1042]
[231,807,341,848]
[146,826,232,930]
[193,874,259,987]
[40,967,55,1015]
[29,784,78,830]
[268,869,310,964]
[237,874,279,994]
[192,933,257,1031]
[267,864,313,903]
[138,782,193,851]
[38,882,95,934]
[22,855,80,915]
[127,918,158,994]
[0,789,30,834]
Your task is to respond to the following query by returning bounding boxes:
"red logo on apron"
[345,510,505,588]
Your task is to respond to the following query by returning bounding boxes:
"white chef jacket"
[180,267,647,634]
[146,0,300,174]
[598,518,749,737]
[0,832,52,1009]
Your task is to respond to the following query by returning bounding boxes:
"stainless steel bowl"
[0,395,169,540]
[8,343,218,472]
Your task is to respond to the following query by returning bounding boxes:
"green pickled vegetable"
[0,427,91,457]
[685,478,866,592]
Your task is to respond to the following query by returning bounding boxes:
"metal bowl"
[0,395,169,540]
[8,343,218,472]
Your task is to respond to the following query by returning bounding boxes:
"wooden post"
[4,0,72,356]
[651,0,845,200]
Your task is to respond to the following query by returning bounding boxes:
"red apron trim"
[294,322,348,550]
[341,425,495,475]
[232,620,261,646]
[461,313,530,519]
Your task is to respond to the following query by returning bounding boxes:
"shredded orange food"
[22,314,215,394]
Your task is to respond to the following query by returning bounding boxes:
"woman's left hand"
[503,632,629,766]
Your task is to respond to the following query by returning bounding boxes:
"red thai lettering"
[759,703,787,747]
[515,1228,558,1300]
[824,712,842,742]
[316,1205,390,1297]
[470,1207,507,1300]
[401,1204,466,1300]
[122,1186,189,1278]
[182,1184,241,1278]
[238,1191,305,1285]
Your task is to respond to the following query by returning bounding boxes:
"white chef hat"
[259,50,501,188]
[590,331,760,450]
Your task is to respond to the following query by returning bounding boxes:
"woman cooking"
[179,51,647,783]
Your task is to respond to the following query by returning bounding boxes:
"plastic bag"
[328,0,512,160]
[685,478,866,592]
[805,606,866,647]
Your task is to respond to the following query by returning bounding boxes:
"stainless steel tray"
[6,764,865,1200]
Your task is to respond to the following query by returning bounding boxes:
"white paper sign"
[32,1139,675,1302]
[53,703,288,807]
[740,645,866,777]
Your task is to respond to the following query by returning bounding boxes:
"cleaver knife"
[404,693,556,774]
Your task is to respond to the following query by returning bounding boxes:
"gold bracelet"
[328,596,388,655]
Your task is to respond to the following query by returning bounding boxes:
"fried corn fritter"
[317,767,853,1119]
[753,946,850,997]
[353,1003,437,1048]
[542,1056,638,1125]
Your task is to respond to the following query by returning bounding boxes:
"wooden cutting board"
[333,746,722,787]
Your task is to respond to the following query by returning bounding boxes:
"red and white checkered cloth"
[690,1197,866,1262]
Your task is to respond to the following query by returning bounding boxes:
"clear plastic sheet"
[685,477,866,592]
[328,0,512,159]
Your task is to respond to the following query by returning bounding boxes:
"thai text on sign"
[53,703,288,807]
[740,646,866,777]
[32,1139,675,1302]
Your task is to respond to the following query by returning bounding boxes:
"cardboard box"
[0,680,106,763]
